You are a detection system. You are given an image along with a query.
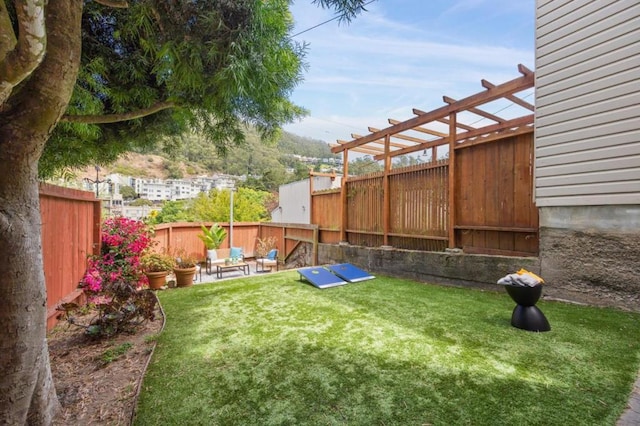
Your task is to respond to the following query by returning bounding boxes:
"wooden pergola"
[330,64,535,247]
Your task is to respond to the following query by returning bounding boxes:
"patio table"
[216,262,250,279]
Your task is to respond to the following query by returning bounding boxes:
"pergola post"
[340,149,349,243]
[447,112,457,249]
[383,134,391,247]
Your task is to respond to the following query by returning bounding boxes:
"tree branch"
[0,0,17,60]
[94,0,128,8]
[0,0,47,105]
[60,101,176,124]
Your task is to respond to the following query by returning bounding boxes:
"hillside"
[76,130,337,183]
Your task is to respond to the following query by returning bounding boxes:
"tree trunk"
[0,1,82,424]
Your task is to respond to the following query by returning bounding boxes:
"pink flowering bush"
[59,217,157,337]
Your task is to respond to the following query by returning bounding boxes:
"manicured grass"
[135,272,640,425]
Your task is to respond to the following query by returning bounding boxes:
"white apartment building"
[133,178,172,201]
[167,179,201,200]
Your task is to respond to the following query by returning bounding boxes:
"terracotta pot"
[173,266,197,287]
[145,271,169,290]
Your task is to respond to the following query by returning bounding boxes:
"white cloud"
[284,0,535,142]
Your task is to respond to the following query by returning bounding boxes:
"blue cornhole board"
[298,267,347,289]
[326,263,375,282]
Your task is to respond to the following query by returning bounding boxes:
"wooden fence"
[149,222,318,266]
[41,128,536,332]
[41,183,100,330]
[258,222,319,265]
[454,132,538,256]
[151,222,261,260]
[311,130,538,256]
[310,189,341,244]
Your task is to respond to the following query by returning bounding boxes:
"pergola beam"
[455,124,533,150]
[352,133,408,149]
[373,136,447,161]
[388,119,448,138]
[434,116,476,131]
[481,80,535,111]
[332,142,382,156]
[481,67,535,112]
[372,114,534,161]
[332,64,534,154]
[369,127,430,145]
[442,96,506,123]
[337,140,385,152]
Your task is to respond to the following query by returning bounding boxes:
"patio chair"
[230,247,244,262]
[256,249,278,272]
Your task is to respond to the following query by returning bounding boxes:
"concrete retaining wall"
[285,223,639,312]
[318,243,540,293]
[539,206,640,311]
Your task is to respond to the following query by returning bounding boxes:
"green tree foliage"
[190,188,273,222]
[241,169,288,192]
[130,198,153,207]
[291,163,313,181]
[277,132,336,158]
[165,126,339,192]
[153,188,273,224]
[152,200,194,224]
[38,0,309,177]
[393,154,421,168]
[164,161,184,179]
[190,191,227,223]
[233,188,275,221]
[119,185,137,200]
[349,156,383,176]
[1,1,371,422]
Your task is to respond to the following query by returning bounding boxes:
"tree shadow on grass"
[143,272,639,425]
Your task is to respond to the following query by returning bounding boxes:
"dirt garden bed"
[49,305,164,425]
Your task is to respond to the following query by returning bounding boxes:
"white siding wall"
[276,179,311,224]
[535,0,640,206]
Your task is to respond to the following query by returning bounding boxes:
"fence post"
[312,225,319,266]
[92,199,102,255]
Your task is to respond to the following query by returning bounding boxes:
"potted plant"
[141,252,175,290]
[255,236,277,259]
[197,223,227,261]
[255,236,278,273]
[173,249,199,287]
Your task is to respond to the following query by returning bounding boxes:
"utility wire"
[290,0,377,38]
[468,90,534,126]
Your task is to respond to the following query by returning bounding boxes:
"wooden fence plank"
[40,184,99,330]
[314,131,537,256]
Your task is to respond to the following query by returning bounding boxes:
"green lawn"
[134,271,640,425]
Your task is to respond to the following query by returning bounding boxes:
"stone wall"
[284,212,639,312]
[318,243,540,293]
[539,206,640,311]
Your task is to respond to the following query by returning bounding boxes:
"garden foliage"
[58,217,158,337]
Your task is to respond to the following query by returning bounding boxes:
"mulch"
[49,303,164,425]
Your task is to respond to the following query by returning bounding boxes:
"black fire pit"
[505,285,551,332]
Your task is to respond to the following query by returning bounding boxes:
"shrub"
[141,252,175,272]
[59,217,158,337]
[255,236,277,258]
[173,248,199,268]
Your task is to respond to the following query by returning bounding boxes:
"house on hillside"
[535,0,640,306]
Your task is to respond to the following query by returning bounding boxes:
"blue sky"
[283,0,535,146]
